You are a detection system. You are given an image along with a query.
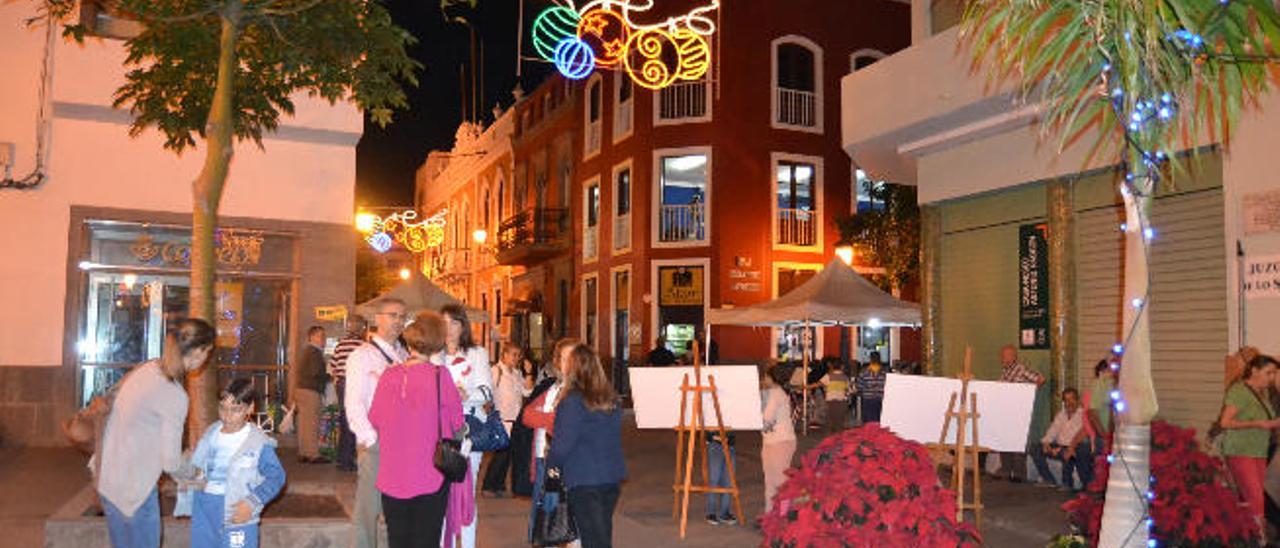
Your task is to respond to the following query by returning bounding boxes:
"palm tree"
[961,1,1280,545]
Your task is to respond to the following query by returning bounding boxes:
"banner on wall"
[1245,254,1280,299]
[1018,224,1050,349]
[659,266,704,306]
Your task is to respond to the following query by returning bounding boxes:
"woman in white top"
[760,364,796,513]
[436,304,494,548]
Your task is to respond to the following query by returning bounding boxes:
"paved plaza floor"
[3,417,1073,547]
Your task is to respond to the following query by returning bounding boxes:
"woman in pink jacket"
[369,311,466,548]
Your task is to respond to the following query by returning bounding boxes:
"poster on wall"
[215,281,244,348]
[1245,254,1280,299]
[1018,224,1050,349]
[659,266,704,306]
[1244,190,1280,235]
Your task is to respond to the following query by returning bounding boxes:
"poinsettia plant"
[760,424,979,547]
[1063,421,1258,547]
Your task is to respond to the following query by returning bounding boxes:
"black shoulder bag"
[434,366,468,483]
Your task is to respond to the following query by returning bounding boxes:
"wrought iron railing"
[658,80,708,121]
[777,208,817,246]
[777,87,817,127]
[497,208,569,251]
[658,203,706,243]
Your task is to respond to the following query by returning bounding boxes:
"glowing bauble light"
[555,37,597,80]
[532,6,581,61]
[672,29,711,81]
[576,8,631,67]
[624,29,679,90]
[367,232,392,253]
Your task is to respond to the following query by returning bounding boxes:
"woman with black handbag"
[546,344,627,548]
[436,304,495,548]
[369,312,466,548]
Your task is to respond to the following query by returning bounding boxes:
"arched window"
[772,36,824,132]
[850,48,888,72]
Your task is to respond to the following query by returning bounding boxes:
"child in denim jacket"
[176,379,285,548]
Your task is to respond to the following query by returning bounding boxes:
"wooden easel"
[933,347,986,529]
[672,341,744,539]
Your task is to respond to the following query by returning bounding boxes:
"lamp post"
[835,241,855,266]
[834,240,856,373]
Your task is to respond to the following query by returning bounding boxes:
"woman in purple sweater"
[369,311,465,548]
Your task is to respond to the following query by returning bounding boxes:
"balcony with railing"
[586,120,602,156]
[658,80,708,122]
[658,203,706,244]
[776,87,817,128]
[614,100,633,138]
[584,224,598,262]
[776,208,817,247]
[613,215,631,251]
[426,248,472,283]
[496,207,570,266]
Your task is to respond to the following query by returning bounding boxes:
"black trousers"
[567,483,620,548]
[381,486,449,548]
[336,378,356,469]
[482,446,512,493]
[509,423,535,497]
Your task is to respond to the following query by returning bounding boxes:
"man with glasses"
[344,298,409,548]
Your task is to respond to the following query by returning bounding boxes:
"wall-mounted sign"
[1018,223,1050,349]
[1245,190,1280,235]
[314,305,349,322]
[659,266,703,306]
[1245,254,1280,299]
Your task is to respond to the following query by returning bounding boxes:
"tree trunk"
[1097,185,1157,547]
[187,0,242,446]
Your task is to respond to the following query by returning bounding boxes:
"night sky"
[355,0,553,207]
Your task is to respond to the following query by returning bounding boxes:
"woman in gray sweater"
[97,318,215,548]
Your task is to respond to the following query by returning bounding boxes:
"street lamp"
[472,228,488,245]
[398,267,411,280]
[355,211,379,233]
[835,241,855,266]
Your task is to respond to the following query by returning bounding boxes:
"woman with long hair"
[435,304,493,548]
[1219,354,1280,537]
[368,311,465,548]
[98,318,216,548]
[521,338,578,540]
[546,344,627,548]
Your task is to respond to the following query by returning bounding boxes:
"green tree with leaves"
[835,181,920,294]
[962,1,1280,545]
[43,0,420,440]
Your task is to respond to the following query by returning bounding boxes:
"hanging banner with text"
[1245,254,1280,299]
[1018,223,1050,349]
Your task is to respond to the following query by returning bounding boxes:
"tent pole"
[802,320,810,434]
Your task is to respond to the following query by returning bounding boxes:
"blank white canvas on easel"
[880,373,1036,452]
[628,366,764,430]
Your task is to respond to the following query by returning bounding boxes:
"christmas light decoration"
[532,0,719,90]
[358,209,448,254]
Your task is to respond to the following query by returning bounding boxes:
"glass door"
[80,272,189,406]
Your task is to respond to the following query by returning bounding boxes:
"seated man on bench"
[1030,388,1094,491]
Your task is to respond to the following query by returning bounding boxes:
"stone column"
[920,204,942,375]
[1046,179,1076,413]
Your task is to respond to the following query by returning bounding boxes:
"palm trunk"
[1097,184,1157,547]
[187,0,242,446]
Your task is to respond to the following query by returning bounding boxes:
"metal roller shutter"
[1075,188,1227,432]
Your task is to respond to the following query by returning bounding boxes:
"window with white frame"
[613,74,634,141]
[853,168,886,214]
[612,162,632,252]
[585,76,603,157]
[772,36,823,131]
[656,74,709,124]
[655,151,709,245]
[775,160,818,247]
[584,177,601,262]
[612,267,631,362]
[850,48,887,72]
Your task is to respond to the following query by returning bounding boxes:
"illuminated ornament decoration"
[576,8,631,67]
[359,209,448,254]
[555,37,597,80]
[367,232,393,253]
[535,0,720,90]
[532,6,581,61]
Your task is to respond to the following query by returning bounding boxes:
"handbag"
[434,366,468,483]
[467,386,511,452]
[532,467,578,546]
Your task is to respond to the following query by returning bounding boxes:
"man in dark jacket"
[646,335,677,366]
[294,325,330,463]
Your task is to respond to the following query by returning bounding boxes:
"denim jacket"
[175,421,285,526]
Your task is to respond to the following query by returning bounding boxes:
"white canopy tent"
[707,258,921,429]
[355,270,488,323]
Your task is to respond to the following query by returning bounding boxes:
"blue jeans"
[103,487,160,548]
[1030,440,1094,490]
[704,441,735,516]
[527,457,548,543]
[192,491,259,548]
